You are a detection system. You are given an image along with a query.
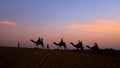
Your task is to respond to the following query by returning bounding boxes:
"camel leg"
[41,46,43,49]
[77,48,78,51]
[41,44,44,49]
[42,45,45,49]
[61,47,62,50]
[81,47,84,51]
[36,45,39,49]
[58,46,60,50]
[64,47,67,50]
[42,45,44,49]
[35,45,38,48]
[37,45,39,49]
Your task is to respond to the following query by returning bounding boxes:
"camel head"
[30,39,36,43]
[70,42,73,45]
[70,42,76,46]
[53,42,57,45]
[30,39,33,41]
[86,45,88,47]
[86,45,92,49]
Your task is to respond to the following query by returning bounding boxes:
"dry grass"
[0,47,120,68]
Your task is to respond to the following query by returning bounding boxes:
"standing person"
[47,44,49,50]
[18,42,20,48]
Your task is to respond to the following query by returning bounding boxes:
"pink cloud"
[68,20,120,32]
[0,21,16,26]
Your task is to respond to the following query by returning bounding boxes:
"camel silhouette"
[86,43,99,54]
[30,37,44,49]
[53,38,67,49]
[70,40,84,51]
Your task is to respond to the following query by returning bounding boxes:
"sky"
[0,0,120,49]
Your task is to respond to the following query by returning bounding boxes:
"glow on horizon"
[0,21,16,26]
[68,20,120,32]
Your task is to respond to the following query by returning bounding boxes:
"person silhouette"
[18,42,20,48]
[78,40,82,45]
[47,44,49,50]
[60,38,63,44]
[37,37,41,43]
[93,43,99,50]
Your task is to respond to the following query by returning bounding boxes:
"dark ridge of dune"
[0,47,120,68]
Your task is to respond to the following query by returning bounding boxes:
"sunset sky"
[0,0,120,49]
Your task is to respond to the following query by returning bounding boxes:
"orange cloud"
[68,20,120,32]
[0,21,16,26]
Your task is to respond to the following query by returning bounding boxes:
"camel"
[70,41,84,51]
[53,38,67,49]
[86,43,99,54]
[30,37,44,49]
